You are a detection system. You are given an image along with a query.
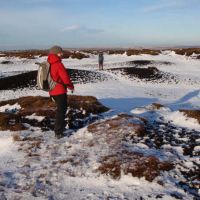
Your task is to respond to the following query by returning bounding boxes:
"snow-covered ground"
[0,51,200,199]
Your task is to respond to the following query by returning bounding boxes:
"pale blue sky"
[0,0,200,50]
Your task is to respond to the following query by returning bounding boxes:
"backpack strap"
[48,63,71,87]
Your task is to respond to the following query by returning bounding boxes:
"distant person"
[98,52,104,70]
[48,45,74,139]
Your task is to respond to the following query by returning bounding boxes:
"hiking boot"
[55,133,65,139]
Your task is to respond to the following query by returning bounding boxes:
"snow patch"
[25,113,45,122]
[0,103,21,113]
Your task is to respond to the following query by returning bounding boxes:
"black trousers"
[99,62,103,70]
[51,93,67,135]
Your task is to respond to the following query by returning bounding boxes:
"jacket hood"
[48,54,61,64]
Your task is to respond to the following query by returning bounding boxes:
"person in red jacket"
[48,45,74,139]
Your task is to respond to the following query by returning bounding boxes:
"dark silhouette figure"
[98,52,104,70]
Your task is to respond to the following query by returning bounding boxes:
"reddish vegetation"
[127,49,160,56]
[0,112,27,131]
[88,114,174,181]
[81,48,200,57]
[62,51,89,59]
[151,103,165,110]
[98,153,173,181]
[0,95,109,131]
[172,48,200,56]
[0,50,48,59]
[0,50,89,59]
[1,48,200,59]
[180,109,200,123]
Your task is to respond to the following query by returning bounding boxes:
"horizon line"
[1,45,200,52]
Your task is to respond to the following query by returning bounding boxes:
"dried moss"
[88,114,174,181]
[0,112,27,131]
[172,48,200,56]
[0,50,89,60]
[98,153,173,181]
[127,49,160,56]
[0,95,109,131]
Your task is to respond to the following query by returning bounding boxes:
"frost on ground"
[0,50,200,199]
[0,111,199,199]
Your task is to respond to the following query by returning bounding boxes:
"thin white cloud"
[142,0,191,13]
[3,0,53,3]
[61,25,81,32]
[61,25,104,34]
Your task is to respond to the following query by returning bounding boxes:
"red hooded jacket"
[47,54,74,96]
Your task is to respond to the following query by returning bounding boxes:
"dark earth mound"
[0,58,177,90]
[120,66,162,80]
[108,64,177,83]
[0,69,110,90]
[0,71,37,90]
[126,60,172,66]
[1,60,14,64]
[109,66,165,80]
[0,96,109,131]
